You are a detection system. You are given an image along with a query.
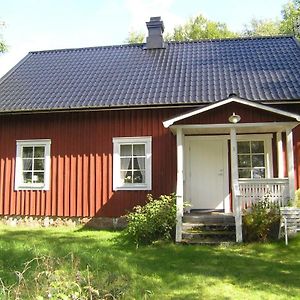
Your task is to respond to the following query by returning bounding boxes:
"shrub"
[125,194,177,246]
[243,197,281,242]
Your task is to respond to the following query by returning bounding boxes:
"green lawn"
[0,226,300,299]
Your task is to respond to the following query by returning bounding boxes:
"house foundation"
[0,216,127,229]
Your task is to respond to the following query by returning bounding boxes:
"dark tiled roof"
[0,36,299,112]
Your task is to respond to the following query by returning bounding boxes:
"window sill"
[15,185,49,191]
[114,184,151,191]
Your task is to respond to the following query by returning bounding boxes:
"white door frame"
[185,135,230,213]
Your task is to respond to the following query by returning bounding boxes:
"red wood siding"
[271,104,300,190]
[0,109,183,217]
[0,102,299,218]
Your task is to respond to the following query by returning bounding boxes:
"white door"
[188,138,228,210]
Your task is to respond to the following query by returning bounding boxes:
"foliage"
[1,227,300,299]
[243,0,300,38]
[0,254,129,300]
[126,14,237,44]
[127,1,300,43]
[165,15,237,41]
[295,189,300,207]
[243,18,282,37]
[243,197,281,242]
[125,31,145,44]
[125,193,177,245]
[0,21,7,53]
[280,0,300,38]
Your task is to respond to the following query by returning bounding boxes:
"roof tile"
[0,36,299,112]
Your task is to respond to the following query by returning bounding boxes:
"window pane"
[120,145,132,156]
[253,168,265,178]
[238,142,250,154]
[120,157,131,170]
[23,159,33,171]
[238,155,251,167]
[251,141,264,153]
[121,170,132,183]
[252,155,265,167]
[33,172,44,183]
[133,144,145,156]
[34,146,45,158]
[238,169,251,178]
[133,157,145,170]
[23,147,33,158]
[34,159,45,171]
[22,172,32,183]
[133,170,145,183]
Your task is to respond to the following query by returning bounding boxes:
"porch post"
[230,127,243,243]
[286,127,295,199]
[277,132,284,178]
[176,127,184,242]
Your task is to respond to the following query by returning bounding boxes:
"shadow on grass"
[0,227,299,298]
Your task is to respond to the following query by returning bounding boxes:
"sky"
[0,0,287,77]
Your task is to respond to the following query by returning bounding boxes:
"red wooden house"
[0,17,299,242]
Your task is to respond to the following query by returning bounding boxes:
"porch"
[176,129,294,243]
[163,96,300,243]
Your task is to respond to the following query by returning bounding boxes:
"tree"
[165,15,237,41]
[125,31,145,44]
[280,0,300,37]
[126,1,300,43]
[126,14,237,44]
[243,1,300,38]
[0,21,7,52]
[243,18,281,37]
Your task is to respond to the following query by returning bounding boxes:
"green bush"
[125,194,177,246]
[243,197,281,242]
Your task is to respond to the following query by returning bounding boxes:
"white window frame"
[15,139,51,190]
[113,136,152,191]
[236,134,273,179]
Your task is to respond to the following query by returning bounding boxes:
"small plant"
[243,196,281,242]
[125,194,177,246]
[0,255,130,299]
[294,189,300,208]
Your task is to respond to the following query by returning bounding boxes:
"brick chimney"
[145,17,165,49]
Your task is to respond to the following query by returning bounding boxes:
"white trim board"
[112,136,152,191]
[169,122,299,135]
[185,136,230,213]
[15,139,51,191]
[163,96,300,128]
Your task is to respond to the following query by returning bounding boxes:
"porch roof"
[163,96,300,129]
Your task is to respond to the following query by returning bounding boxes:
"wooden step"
[183,214,235,224]
[182,231,235,240]
[181,239,235,246]
[181,212,236,244]
[182,222,235,232]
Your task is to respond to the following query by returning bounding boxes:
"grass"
[0,226,300,299]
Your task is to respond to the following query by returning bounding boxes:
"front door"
[187,137,229,211]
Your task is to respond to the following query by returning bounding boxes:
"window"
[15,139,51,190]
[237,141,265,179]
[113,137,152,190]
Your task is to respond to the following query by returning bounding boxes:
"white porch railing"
[238,178,290,209]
